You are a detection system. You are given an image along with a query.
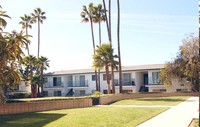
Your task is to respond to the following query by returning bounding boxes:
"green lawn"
[111,96,189,106]
[0,107,168,127]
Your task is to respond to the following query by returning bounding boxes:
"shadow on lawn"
[0,112,66,127]
[136,98,186,102]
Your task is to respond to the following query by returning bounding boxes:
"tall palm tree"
[19,14,34,55]
[117,0,122,93]
[93,3,106,92]
[31,8,46,58]
[93,4,106,45]
[93,43,118,94]
[81,3,99,91]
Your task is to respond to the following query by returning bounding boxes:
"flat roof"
[44,64,165,76]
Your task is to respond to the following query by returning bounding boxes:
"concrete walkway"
[136,97,199,127]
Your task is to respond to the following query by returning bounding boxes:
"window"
[53,77,62,86]
[43,91,48,96]
[103,74,111,80]
[43,78,48,83]
[152,89,166,92]
[92,75,96,81]
[74,90,85,96]
[54,91,61,96]
[176,89,188,92]
[123,73,132,85]
[152,72,160,84]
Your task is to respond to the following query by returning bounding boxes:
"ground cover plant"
[0,107,168,127]
[111,96,189,106]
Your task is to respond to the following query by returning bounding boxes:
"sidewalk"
[136,97,199,127]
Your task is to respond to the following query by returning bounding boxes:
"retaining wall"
[0,98,92,115]
[99,92,198,105]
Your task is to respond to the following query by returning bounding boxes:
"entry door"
[143,74,148,85]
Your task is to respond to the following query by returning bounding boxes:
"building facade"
[42,64,191,97]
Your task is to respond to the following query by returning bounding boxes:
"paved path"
[136,97,199,127]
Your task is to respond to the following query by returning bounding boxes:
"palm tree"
[21,55,38,98]
[93,4,106,45]
[31,8,46,58]
[93,43,118,94]
[19,14,34,55]
[81,3,99,91]
[37,56,49,96]
[117,0,122,93]
[93,3,106,92]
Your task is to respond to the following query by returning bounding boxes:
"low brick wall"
[99,92,198,105]
[0,98,92,115]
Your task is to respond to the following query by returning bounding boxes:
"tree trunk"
[26,23,30,55]
[117,0,123,93]
[90,17,98,91]
[40,65,44,96]
[98,68,101,92]
[105,65,111,94]
[111,66,115,93]
[108,0,112,42]
[37,18,40,58]
[102,0,109,39]
[0,86,5,103]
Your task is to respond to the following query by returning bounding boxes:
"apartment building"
[42,64,190,97]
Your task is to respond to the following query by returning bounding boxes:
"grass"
[111,96,190,106]
[0,107,168,127]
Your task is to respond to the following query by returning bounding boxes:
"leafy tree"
[81,3,98,91]
[160,34,199,92]
[93,43,118,94]
[31,8,46,58]
[0,7,11,30]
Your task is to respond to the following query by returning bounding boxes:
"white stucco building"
[42,64,191,97]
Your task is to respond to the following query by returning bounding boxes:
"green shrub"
[8,92,31,99]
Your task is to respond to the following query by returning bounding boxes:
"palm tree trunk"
[98,69,101,92]
[105,65,111,94]
[117,0,123,93]
[102,0,110,39]
[111,66,115,93]
[90,18,98,91]
[25,24,30,55]
[108,0,112,42]
[37,18,40,58]
[99,21,101,45]
[41,65,44,96]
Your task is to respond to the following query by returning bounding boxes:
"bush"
[92,91,102,96]
[8,92,31,99]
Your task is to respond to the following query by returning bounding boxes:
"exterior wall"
[0,98,92,115]
[43,68,191,96]
[148,78,191,92]
[19,82,31,93]
[99,92,198,105]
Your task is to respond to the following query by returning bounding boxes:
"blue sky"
[1,0,198,72]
